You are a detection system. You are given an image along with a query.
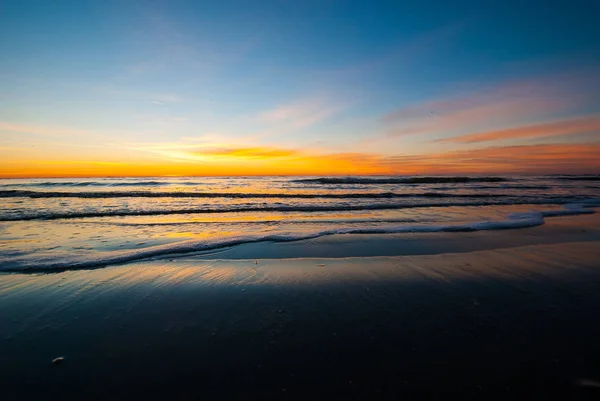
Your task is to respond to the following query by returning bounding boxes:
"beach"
[2,212,600,400]
[4,0,600,398]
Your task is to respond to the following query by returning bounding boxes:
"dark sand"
[2,214,600,400]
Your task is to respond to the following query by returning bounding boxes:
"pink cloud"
[383,72,597,139]
[438,115,600,144]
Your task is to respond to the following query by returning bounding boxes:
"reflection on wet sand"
[2,240,600,400]
[2,213,600,400]
[2,241,599,292]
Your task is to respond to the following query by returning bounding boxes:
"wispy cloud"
[129,139,388,174]
[382,69,600,140]
[437,115,600,144]
[194,147,300,159]
[156,146,302,162]
[259,96,349,130]
[143,140,300,160]
[383,143,600,174]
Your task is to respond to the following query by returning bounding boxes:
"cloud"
[189,146,301,159]
[132,140,389,174]
[382,143,600,174]
[437,115,600,144]
[382,69,600,140]
[134,142,300,163]
[259,96,348,130]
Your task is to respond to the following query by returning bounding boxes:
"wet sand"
[2,215,600,400]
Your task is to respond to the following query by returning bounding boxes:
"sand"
[2,214,600,400]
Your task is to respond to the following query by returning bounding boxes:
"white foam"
[2,203,595,272]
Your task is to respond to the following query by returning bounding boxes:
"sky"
[1,0,600,177]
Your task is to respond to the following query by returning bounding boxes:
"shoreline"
[199,211,600,261]
[2,209,599,273]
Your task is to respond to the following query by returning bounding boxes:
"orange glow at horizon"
[1,142,599,178]
[0,149,390,178]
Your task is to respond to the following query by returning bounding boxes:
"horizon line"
[2,173,599,179]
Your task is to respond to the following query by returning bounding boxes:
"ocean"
[1,175,599,272]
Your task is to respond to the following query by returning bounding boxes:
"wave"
[86,217,425,227]
[0,180,173,187]
[0,190,534,199]
[453,185,551,190]
[2,204,595,272]
[293,176,507,184]
[3,198,596,221]
[555,176,600,181]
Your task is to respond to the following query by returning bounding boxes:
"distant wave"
[0,177,508,188]
[2,203,596,272]
[450,185,551,190]
[0,190,531,199]
[293,176,507,184]
[87,217,424,227]
[2,198,595,221]
[555,176,600,181]
[0,180,213,188]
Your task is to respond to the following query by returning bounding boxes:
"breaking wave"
[1,202,596,272]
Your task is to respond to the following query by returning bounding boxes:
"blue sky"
[1,0,599,176]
